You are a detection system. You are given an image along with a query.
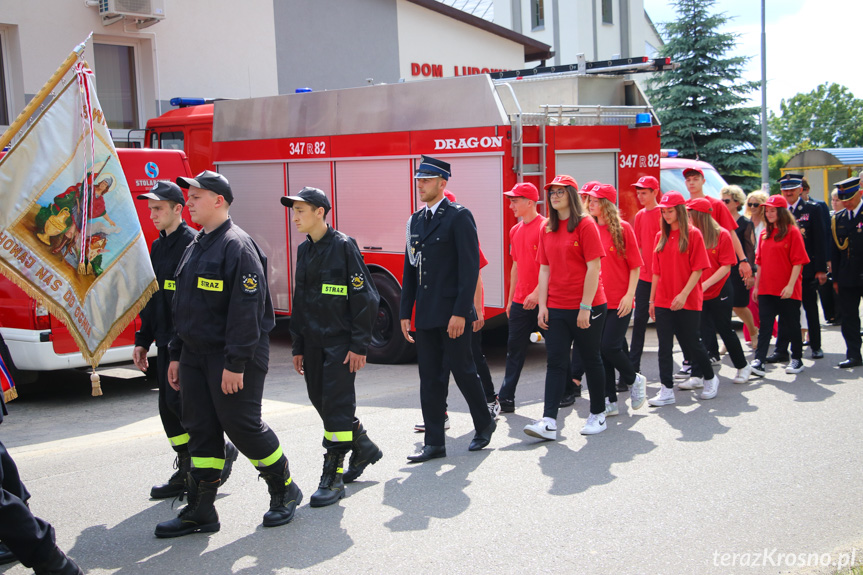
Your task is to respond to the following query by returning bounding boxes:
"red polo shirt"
[598,220,643,309]
[652,225,711,311]
[634,206,661,281]
[702,228,736,300]
[537,216,607,309]
[754,226,810,300]
[509,215,546,304]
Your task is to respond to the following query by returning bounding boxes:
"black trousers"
[655,307,714,389]
[544,306,607,418]
[602,309,636,403]
[819,279,838,323]
[180,336,286,482]
[470,329,496,402]
[629,279,652,373]
[415,326,493,447]
[156,346,187,452]
[774,277,821,352]
[302,341,357,446]
[838,285,863,361]
[692,283,748,375]
[498,302,538,402]
[0,441,56,568]
[756,295,802,362]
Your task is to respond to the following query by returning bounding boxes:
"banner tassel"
[3,387,17,403]
[90,369,102,397]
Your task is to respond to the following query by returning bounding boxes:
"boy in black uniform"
[281,187,382,507]
[133,181,238,499]
[831,176,863,368]
[154,171,301,538]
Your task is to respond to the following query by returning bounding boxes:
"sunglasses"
[747,203,762,208]
[722,199,732,204]
[548,189,567,198]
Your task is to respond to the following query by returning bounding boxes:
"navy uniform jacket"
[168,217,275,373]
[290,226,380,356]
[790,199,828,279]
[400,197,480,330]
[831,206,863,287]
[135,221,196,349]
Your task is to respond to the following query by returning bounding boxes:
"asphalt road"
[2,321,862,575]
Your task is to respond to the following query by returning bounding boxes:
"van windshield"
[660,167,728,199]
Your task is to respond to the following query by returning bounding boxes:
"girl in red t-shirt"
[523,175,608,440]
[750,195,810,377]
[583,182,647,414]
[686,198,751,389]
[647,192,716,406]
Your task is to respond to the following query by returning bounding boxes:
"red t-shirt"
[537,216,607,309]
[634,206,661,281]
[701,228,736,300]
[509,215,546,304]
[598,221,643,309]
[703,195,738,232]
[754,226,810,300]
[652,225,711,311]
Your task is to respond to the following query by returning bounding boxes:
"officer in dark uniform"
[767,175,828,361]
[155,171,301,538]
[133,181,238,499]
[802,177,839,324]
[399,155,496,462]
[0,337,83,574]
[831,176,863,368]
[282,187,382,507]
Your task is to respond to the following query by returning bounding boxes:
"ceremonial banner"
[0,55,156,379]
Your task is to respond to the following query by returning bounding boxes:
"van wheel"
[368,272,415,364]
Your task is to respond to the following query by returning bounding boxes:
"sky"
[642,0,863,116]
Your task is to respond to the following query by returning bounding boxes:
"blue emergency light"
[170,97,207,107]
[295,88,313,93]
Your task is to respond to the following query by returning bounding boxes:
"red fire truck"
[146,58,670,363]
[0,148,194,382]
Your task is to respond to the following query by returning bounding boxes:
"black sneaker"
[499,398,515,413]
[750,360,766,377]
[573,383,582,397]
[785,359,804,374]
[709,355,721,366]
[559,393,576,408]
[615,379,629,392]
[765,351,790,364]
[811,348,824,359]
[673,361,692,381]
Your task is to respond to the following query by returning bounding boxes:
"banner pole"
[0,33,92,152]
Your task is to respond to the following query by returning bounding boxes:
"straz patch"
[241,273,260,295]
[322,284,347,296]
[163,279,176,291]
[197,277,223,291]
[350,272,365,291]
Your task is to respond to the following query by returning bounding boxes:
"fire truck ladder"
[498,82,546,187]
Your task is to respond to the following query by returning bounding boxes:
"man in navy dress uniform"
[399,156,496,462]
[831,176,863,368]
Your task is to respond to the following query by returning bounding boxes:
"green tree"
[768,83,863,151]
[647,0,761,189]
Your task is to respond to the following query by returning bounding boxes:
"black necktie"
[425,209,433,223]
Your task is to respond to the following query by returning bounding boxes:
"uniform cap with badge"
[632,175,660,190]
[836,176,860,201]
[177,170,234,204]
[779,176,804,191]
[137,180,186,205]
[580,182,617,202]
[414,155,451,180]
[280,187,332,215]
[544,174,578,190]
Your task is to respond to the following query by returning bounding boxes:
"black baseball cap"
[137,181,186,206]
[280,187,331,214]
[176,170,233,204]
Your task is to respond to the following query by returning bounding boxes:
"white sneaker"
[678,376,703,390]
[414,414,450,432]
[648,386,676,406]
[785,359,804,374]
[580,412,607,435]
[700,376,719,400]
[733,364,752,384]
[604,399,619,417]
[488,397,501,419]
[524,417,557,440]
[630,373,647,410]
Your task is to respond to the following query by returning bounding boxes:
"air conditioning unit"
[99,0,165,28]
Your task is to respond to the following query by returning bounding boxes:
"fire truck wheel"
[368,272,415,364]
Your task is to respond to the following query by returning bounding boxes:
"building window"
[93,43,139,130]
[0,33,9,126]
[602,0,613,24]
[531,0,544,29]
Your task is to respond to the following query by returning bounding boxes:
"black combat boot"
[32,545,83,575]
[220,441,239,487]
[310,450,347,507]
[150,449,191,499]
[154,474,220,538]
[259,461,303,527]
[343,425,383,484]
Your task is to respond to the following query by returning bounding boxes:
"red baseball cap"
[581,181,617,202]
[444,190,457,202]
[683,167,704,178]
[504,182,539,201]
[764,195,789,209]
[686,197,713,213]
[544,175,578,190]
[632,175,659,190]
[658,191,686,208]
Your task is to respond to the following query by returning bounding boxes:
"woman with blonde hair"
[744,190,770,346]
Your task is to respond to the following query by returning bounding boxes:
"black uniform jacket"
[790,198,828,279]
[290,226,380,357]
[135,221,196,349]
[831,206,863,287]
[399,198,480,330]
[168,217,275,373]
